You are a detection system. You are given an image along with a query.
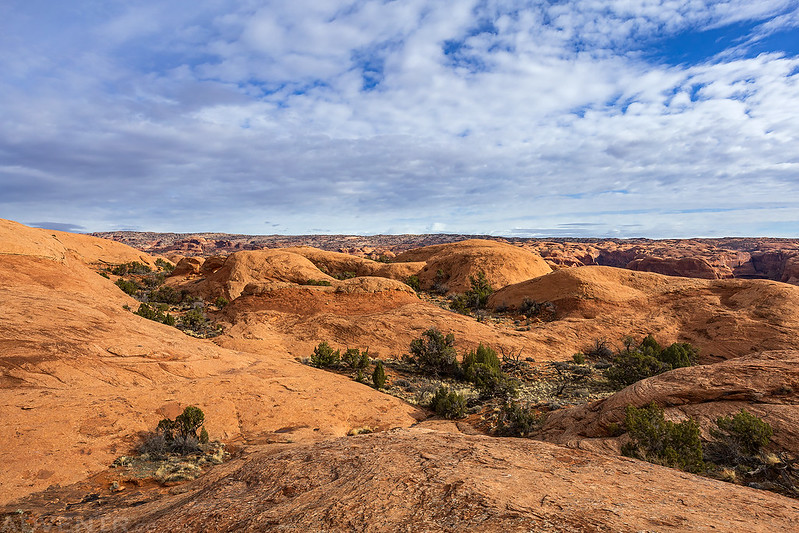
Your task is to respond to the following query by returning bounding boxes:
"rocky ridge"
[93,231,799,284]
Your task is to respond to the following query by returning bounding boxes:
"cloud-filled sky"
[1,1,798,237]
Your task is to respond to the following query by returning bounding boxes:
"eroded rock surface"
[538,350,799,455]
[43,428,799,532]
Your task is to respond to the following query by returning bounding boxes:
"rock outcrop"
[395,239,551,294]
[187,250,335,300]
[626,256,720,279]
[282,246,424,282]
[171,256,205,276]
[0,218,157,268]
[0,225,423,504]
[46,428,799,532]
[538,350,799,456]
[488,266,799,360]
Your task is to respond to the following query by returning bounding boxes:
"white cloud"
[0,1,797,236]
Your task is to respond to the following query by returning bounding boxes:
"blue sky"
[1,1,798,237]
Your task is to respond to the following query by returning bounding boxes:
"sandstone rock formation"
[0,224,423,504]
[42,428,799,532]
[199,255,227,276]
[394,239,551,294]
[626,256,720,279]
[6,219,799,531]
[282,246,424,282]
[488,266,799,360]
[185,249,336,300]
[1,218,156,268]
[216,288,534,362]
[538,350,799,455]
[780,255,799,284]
[171,256,205,276]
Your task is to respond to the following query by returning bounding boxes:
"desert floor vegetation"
[114,406,230,486]
[107,260,225,338]
[619,404,798,497]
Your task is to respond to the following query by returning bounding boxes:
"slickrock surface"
[489,266,799,359]
[2,219,156,267]
[5,219,799,532]
[393,239,552,294]
[538,350,799,455]
[282,246,424,282]
[184,249,338,300]
[0,222,423,504]
[44,428,799,532]
[215,285,535,361]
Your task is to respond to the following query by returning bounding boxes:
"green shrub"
[405,275,421,292]
[147,406,208,457]
[155,258,175,272]
[175,406,205,438]
[448,294,470,314]
[605,336,699,389]
[142,272,167,289]
[703,410,790,492]
[409,328,459,376]
[180,307,208,331]
[149,285,183,305]
[462,344,514,398]
[115,278,139,296]
[466,271,493,309]
[605,350,671,389]
[710,409,773,457]
[342,348,370,370]
[372,361,386,389]
[463,344,501,377]
[496,401,543,437]
[306,279,332,286]
[430,386,466,419]
[135,303,175,326]
[639,333,661,354]
[214,296,229,308]
[622,403,704,473]
[311,341,341,368]
[659,342,699,369]
[450,271,494,313]
[334,271,357,280]
[111,261,152,276]
[572,352,586,364]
